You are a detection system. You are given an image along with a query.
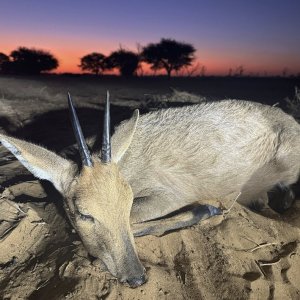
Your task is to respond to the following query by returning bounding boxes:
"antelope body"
[1,94,300,287]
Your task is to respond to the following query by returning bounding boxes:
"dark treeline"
[0,48,58,76]
[0,38,196,78]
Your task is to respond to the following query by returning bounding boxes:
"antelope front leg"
[130,191,190,224]
[131,205,222,237]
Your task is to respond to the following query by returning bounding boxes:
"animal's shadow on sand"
[5,105,134,152]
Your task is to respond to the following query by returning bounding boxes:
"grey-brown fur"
[1,99,300,287]
[114,100,300,222]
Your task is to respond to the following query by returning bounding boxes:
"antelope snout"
[125,273,147,288]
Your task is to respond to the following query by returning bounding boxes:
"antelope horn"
[67,93,93,167]
[101,90,111,163]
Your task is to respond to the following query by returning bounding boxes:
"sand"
[0,76,300,299]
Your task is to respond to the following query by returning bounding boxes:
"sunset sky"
[1,0,300,75]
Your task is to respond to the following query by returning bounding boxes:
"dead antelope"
[1,92,300,287]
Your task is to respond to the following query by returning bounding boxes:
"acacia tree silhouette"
[6,47,58,75]
[141,38,196,78]
[79,52,106,75]
[106,49,139,77]
[0,52,9,73]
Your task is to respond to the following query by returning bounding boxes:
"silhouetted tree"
[141,39,196,78]
[7,47,58,75]
[106,49,139,77]
[79,52,106,75]
[235,65,244,77]
[0,52,9,74]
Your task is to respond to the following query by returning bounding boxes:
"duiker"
[1,92,300,287]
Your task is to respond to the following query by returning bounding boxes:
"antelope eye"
[78,212,95,222]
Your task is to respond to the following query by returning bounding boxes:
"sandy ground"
[0,76,300,299]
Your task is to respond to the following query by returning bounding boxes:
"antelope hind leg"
[268,184,295,213]
[248,185,295,213]
[132,204,222,237]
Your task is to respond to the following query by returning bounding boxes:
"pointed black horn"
[101,91,111,163]
[68,93,93,167]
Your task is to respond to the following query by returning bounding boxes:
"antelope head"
[0,92,146,287]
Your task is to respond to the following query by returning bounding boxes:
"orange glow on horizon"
[1,37,300,76]
[1,1,300,78]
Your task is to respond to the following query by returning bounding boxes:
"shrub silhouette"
[106,49,139,77]
[141,38,196,78]
[79,52,107,75]
[4,47,58,75]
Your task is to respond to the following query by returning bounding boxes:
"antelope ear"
[111,109,139,163]
[0,134,76,194]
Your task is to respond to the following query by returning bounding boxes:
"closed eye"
[78,211,95,222]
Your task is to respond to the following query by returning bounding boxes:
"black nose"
[126,274,147,288]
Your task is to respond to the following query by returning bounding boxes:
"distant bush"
[106,49,140,77]
[1,47,58,75]
[0,52,10,74]
[79,52,107,75]
[141,39,196,78]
